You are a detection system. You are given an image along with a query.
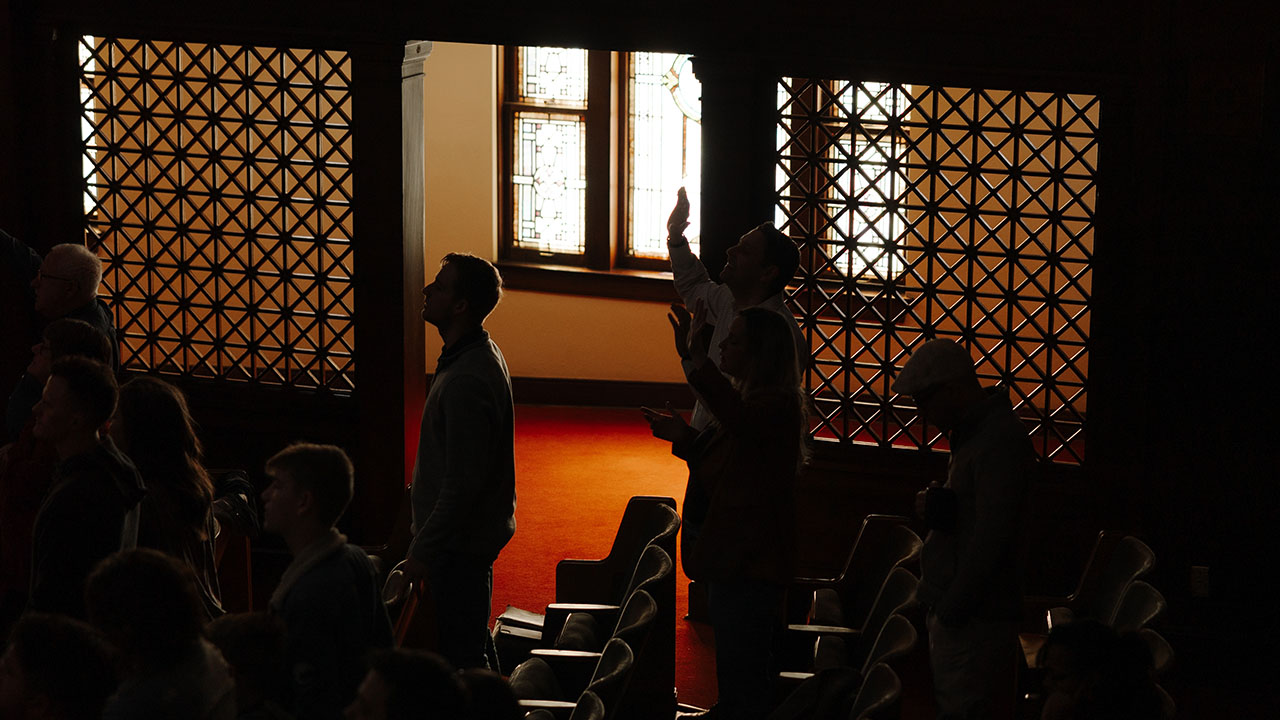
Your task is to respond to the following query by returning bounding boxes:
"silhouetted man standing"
[894,339,1032,720]
[386,253,516,671]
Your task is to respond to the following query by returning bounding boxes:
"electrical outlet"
[1190,565,1210,598]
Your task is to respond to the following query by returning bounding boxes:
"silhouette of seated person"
[0,319,112,632]
[261,443,393,720]
[1037,619,1164,720]
[206,611,295,720]
[110,376,225,619]
[25,356,143,620]
[0,611,119,720]
[344,649,468,720]
[4,239,119,442]
[457,668,522,720]
[86,548,235,719]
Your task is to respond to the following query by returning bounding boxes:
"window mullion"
[583,50,616,271]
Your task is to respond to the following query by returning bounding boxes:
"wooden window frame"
[497,46,686,299]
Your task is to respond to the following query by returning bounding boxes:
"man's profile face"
[421,262,462,329]
[26,339,53,381]
[31,376,83,443]
[344,669,390,720]
[31,250,79,319]
[260,472,306,534]
[721,229,774,293]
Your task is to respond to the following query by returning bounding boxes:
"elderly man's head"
[893,338,983,432]
[32,244,102,319]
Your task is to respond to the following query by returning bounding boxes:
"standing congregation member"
[262,443,393,720]
[27,356,144,620]
[643,303,806,720]
[111,376,224,619]
[894,338,1033,720]
[384,253,516,671]
[0,318,111,634]
[3,237,119,442]
[664,188,805,574]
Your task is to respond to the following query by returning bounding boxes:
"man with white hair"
[3,235,117,441]
[893,338,1033,720]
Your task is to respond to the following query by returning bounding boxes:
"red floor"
[492,404,718,708]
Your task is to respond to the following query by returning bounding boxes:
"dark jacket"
[410,329,516,564]
[275,543,393,720]
[675,359,801,584]
[918,388,1033,624]
[28,438,146,619]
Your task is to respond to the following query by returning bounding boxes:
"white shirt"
[668,235,807,430]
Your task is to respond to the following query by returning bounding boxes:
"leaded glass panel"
[517,47,588,108]
[628,52,702,259]
[512,112,587,254]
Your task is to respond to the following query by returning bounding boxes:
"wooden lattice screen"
[776,79,1098,464]
[79,37,356,392]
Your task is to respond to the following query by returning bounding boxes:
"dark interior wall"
[4,0,1276,678]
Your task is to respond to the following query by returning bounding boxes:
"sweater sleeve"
[935,439,1027,623]
[409,374,499,562]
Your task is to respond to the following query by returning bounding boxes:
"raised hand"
[667,187,691,238]
[668,302,693,359]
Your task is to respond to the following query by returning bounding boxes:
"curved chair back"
[847,663,901,720]
[849,568,918,669]
[611,589,657,651]
[585,638,635,709]
[623,544,673,601]
[1112,580,1166,633]
[569,690,606,720]
[860,614,918,676]
[508,657,563,700]
[1138,628,1174,676]
[1088,535,1155,625]
[828,524,922,629]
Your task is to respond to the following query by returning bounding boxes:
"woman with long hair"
[110,376,223,619]
[644,301,807,720]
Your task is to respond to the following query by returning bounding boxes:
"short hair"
[206,612,290,704]
[754,223,800,296]
[48,356,117,428]
[264,442,355,527]
[48,243,104,299]
[85,548,205,662]
[6,613,119,719]
[368,649,467,720]
[43,317,112,364]
[458,668,523,720]
[442,253,503,321]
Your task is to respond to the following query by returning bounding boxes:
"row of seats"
[1019,532,1175,718]
[494,496,681,720]
[770,515,926,719]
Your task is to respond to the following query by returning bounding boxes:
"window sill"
[497,261,681,303]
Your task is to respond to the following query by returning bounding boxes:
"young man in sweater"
[27,356,143,620]
[262,443,392,720]
[385,253,516,671]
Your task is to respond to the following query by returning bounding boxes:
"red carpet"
[492,405,717,709]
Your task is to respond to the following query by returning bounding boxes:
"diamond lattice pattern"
[80,37,356,392]
[777,79,1097,464]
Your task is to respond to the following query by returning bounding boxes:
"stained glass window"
[512,113,586,254]
[628,52,701,259]
[503,47,702,269]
